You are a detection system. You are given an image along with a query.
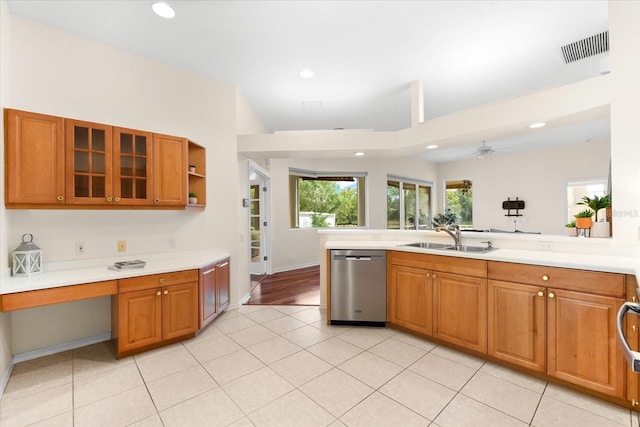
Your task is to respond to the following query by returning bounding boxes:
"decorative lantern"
[12,234,42,276]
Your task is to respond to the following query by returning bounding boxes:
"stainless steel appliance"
[330,249,386,326]
[618,290,640,372]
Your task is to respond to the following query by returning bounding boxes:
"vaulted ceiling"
[7,0,610,161]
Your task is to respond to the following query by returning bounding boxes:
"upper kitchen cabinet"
[4,109,65,206]
[153,133,188,207]
[187,140,206,207]
[113,127,153,206]
[65,119,113,205]
[4,109,201,209]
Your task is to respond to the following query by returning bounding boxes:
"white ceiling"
[6,0,610,162]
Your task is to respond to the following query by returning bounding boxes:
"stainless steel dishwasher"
[330,249,386,326]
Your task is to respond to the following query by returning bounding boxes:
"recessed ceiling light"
[426,144,438,149]
[354,152,365,157]
[300,69,314,79]
[152,2,175,19]
[529,122,546,129]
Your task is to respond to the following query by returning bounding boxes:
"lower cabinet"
[547,288,624,398]
[388,265,432,336]
[487,261,626,399]
[488,280,546,373]
[433,272,487,353]
[114,270,199,357]
[199,258,230,329]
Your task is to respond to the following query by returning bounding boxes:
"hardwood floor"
[245,265,320,305]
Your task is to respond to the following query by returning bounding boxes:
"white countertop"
[0,249,230,295]
[324,240,640,275]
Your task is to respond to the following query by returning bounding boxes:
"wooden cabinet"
[65,119,113,204]
[113,127,153,205]
[153,133,187,206]
[4,109,65,206]
[199,258,230,329]
[4,109,197,209]
[387,251,487,353]
[547,288,624,398]
[433,272,487,353]
[188,140,206,207]
[488,280,546,372]
[388,265,432,335]
[114,270,198,357]
[488,261,625,398]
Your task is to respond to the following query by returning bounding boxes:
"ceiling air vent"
[561,31,609,64]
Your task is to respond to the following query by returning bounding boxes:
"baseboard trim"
[272,262,319,274]
[0,358,14,398]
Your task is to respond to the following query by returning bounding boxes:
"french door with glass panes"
[250,174,269,275]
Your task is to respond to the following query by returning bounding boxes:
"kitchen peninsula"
[320,229,640,408]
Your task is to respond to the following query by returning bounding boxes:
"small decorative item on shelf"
[565,221,577,237]
[188,192,198,205]
[574,209,594,230]
[12,233,42,276]
[189,165,196,173]
[578,194,611,238]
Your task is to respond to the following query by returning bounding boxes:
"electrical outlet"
[117,240,127,252]
[538,241,554,251]
[168,237,176,249]
[76,242,85,255]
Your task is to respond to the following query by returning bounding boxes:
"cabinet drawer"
[389,250,487,278]
[488,261,624,297]
[119,269,198,293]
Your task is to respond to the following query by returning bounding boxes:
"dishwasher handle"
[345,256,372,261]
[617,302,640,373]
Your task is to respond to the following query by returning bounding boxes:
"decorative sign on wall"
[503,197,525,217]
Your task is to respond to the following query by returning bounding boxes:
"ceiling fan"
[475,141,495,160]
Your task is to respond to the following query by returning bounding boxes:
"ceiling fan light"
[152,2,175,19]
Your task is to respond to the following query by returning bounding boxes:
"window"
[289,169,366,228]
[567,178,607,222]
[445,179,473,227]
[387,177,432,230]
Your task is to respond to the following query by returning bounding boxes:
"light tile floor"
[1,305,639,426]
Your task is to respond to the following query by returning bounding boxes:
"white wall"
[2,15,247,354]
[437,140,611,235]
[268,157,438,272]
[0,0,14,390]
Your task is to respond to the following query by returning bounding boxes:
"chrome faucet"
[435,225,462,250]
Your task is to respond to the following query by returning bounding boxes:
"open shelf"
[188,140,206,207]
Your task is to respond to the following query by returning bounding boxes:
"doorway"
[248,162,271,289]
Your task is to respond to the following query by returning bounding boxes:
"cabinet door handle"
[432,273,437,279]
[159,278,166,284]
[156,290,161,296]
[155,199,160,203]
[106,197,112,202]
[537,291,544,297]
[57,195,64,202]
[115,197,120,202]
[633,325,638,332]
[163,289,169,295]
[548,292,555,298]
[426,273,431,278]
[542,275,549,281]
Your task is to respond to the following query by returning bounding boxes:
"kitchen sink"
[402,242,496,253]
[402,242,454,250]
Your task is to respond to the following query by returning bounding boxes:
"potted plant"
[188,191,198,204]
[565,220,577,237]
[578,194,611,237]
[574,209,594,229]
[431,209,458,229]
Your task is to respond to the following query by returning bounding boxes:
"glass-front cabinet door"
[65,119,113,205]
[113,127,153,205]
